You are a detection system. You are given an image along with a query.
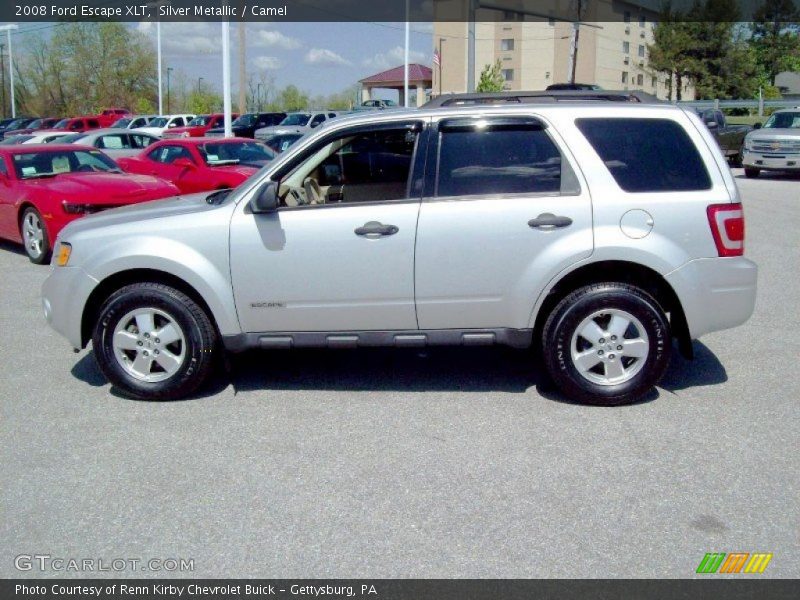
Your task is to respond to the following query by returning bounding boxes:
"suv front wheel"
[542,283,671,406]
[92,283,218,400]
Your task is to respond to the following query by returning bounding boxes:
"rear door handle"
[528,213,573,229]
[354,221,399,237]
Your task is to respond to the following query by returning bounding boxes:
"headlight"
[62,201,94,214]
[55,242,72,266]
[744,137,754,151]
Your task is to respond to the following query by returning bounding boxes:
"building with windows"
[432,0,695,100]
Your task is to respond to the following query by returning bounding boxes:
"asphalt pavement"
[1,169,798,578]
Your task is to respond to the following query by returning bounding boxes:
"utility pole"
[166,67,173,113]
[0,25,19,118]
[569,0,584,84]
[238,21,246,113]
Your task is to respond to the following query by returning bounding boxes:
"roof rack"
[421,90,663,108]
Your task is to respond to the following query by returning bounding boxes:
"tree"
[476,60,505,92]
[749,0,800,85]
[15,23,156,116]
[277,85,309,111]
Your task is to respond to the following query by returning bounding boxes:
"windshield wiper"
[206,188,233,205]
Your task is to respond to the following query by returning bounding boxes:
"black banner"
[3,0,798,23]
[3,579,800,600]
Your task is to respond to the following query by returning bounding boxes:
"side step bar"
[223,328,532,352]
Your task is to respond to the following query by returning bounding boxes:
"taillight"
[707,203,745,257]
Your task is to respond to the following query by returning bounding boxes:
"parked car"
[260,132,305,154]
[52,116,102,133]
[0,117,38,139]
[42,100,757,404]
[0,130,72,145]
[741,108,800,178]
[2,117,62,138]
[56,128,160,159]
[254,111,340,139]
[97,108,131,128]
[0,118,17,133]
[135,114,196,138]
[117,137,274,194]
[111,115,158,129]
[357,99,398,110]
[0,145,179,263]
[162,113,238,139]
[206,112,286,138]
[694,108,752,165]
[546,83,603,91]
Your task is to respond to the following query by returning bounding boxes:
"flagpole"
[404,0,409,108]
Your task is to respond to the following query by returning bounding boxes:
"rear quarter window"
[575,118,711,192]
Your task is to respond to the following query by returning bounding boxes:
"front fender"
[80,236,241,336]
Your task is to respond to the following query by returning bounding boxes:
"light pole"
[198,77,204,95]
[403,0,409,108]
[221,21,232,137]
[257,83,263,111]
[438,38,445,96]
[157,21,163,114]
[0,24,19,118]
[166,67,173,113]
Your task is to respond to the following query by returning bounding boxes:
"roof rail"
[421,90,663,108]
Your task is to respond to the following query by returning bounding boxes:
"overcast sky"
[134,22,434,100]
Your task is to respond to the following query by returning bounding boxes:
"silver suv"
[42,102,757,405]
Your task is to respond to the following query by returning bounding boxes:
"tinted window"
[12,150,119,178]
[576,118,711,192]
[436,121,563,197]
[147,145,194,164]
[87,119,100,128]
[130,134,156,149]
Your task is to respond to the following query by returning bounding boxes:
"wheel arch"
[81,268,220,348]
[531,260,693,359]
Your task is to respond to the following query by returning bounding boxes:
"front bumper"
[742,150,800,171]
[42,266,99,349]
[665,257,757,339]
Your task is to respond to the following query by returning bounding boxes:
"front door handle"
[528,213,573,229]
[355,221,399,237]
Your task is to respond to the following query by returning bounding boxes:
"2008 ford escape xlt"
[42,98,757,405]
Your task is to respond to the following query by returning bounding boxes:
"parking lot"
[0,169,797,579]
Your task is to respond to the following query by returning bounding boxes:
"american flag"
[433,49,441,67]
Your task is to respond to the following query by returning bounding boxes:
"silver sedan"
[57,128,160,159]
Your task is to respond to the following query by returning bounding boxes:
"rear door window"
[435,118,571,197]
[576,118,711,192]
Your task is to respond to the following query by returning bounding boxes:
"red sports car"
[117,137,274,195]
[0,145,179,263]
[162,113,238,139]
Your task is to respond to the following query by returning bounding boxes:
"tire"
[92,282,218,400]
[20,206,51,264]
[744,167,760,179]
[542,283,671,406]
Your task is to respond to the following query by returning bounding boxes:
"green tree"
[749,0,800,85]
[15,22,156,116]
[476,60,505,92]
[277,85,309,112]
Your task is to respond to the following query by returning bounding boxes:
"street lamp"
[198,77,204,95]
[0,24,19,118]
[166,67,173,113]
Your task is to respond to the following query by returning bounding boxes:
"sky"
[133,21,435,101]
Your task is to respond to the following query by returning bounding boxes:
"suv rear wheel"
[92,283,218,400]
[542,283,671,406]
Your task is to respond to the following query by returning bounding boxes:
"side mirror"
[754,122,762,130]
[251,181,279,214]
[173,157,195,169]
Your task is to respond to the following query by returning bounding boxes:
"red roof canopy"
[360,63,432,85]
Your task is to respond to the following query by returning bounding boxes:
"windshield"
[197,141,274,166]
[0,135,33,145]
[149,117,169,127]
[265,133,303,153]
[280,113,311,126]
[27,119,43,129]
[188,115,211,126]
[57,133,88,143]
[763,112,800,129]
[54,119,70,129]
[13,150,122,179]
[232,114,256,127]
[112,117,132,128]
